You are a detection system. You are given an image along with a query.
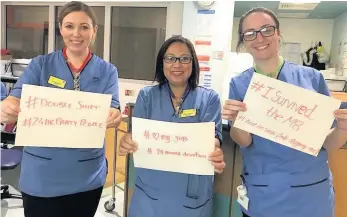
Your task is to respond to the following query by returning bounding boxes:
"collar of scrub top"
[62,47,92,91]
[166,82,191,117]
[254,56,284,79]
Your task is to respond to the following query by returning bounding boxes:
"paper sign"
[15,84,112,148]
[132,117,215,175]
[233,73,341,156]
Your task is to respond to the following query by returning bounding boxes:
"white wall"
[231,18,334,56]
[330,12,347,66]
[182,1,235,100]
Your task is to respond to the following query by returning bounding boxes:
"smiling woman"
[58,5,97,54]
[55,5,105,58]
[0,1,121,217]
[222,6,347,217]
[118,35,225,217]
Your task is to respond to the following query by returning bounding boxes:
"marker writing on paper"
[146,148,207,159]
[21,117,104,128]
[248,81,320,131]
[143,130,188,143]
[237,115,318,155]
[24,96,100,110]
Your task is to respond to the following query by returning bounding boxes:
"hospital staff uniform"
[9,49,120,215]
[229,61,335,217]
[129,82,222,217]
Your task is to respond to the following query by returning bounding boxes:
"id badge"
[237,185,249,210]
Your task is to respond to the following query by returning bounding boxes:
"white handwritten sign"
[15,84,112,148]
[132,117,215,175]
[233,73,341,156]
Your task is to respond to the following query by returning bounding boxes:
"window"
[6,6,49,59]
[55,6,105,58]
[110,7,167,80]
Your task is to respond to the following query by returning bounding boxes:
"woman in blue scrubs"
[119,36,225,217]
[0,2,121,217]
[222,7,347,217]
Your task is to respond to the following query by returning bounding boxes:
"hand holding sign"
[209,146,225,173]
[334,109,347,131]
[119,133,138,155]
[1,96,21,123]
[222,99,247,121]
[233,73,341,156]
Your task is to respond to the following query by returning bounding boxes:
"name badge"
[237,185,249,210]
[48,76,66,88]
[179,109,197,118]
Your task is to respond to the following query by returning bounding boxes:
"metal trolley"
[104,103,134,216]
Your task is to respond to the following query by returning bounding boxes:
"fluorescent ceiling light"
[280,0,321,3]
[277,12,310,18]
[278,3,319,10]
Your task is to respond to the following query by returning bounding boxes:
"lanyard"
[167,84,190,116]
[254,56,284,78]
[62,47,92,91]
[73,76,81,91]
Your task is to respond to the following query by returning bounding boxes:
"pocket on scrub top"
[78,152,103,162]
[183,175,213,209]
[83,76,102,93]
[290,177,328,188]
[23,150,52,161]
[134,176,159,201]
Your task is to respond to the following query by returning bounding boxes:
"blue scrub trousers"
[22,186,103,217]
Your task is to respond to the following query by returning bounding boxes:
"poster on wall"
[196,10,215,36]
[195,10,215,89]
[195,36,212,88]
[280,42,301,65]
[342,41,347,59]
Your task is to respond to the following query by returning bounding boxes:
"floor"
[1,163,126,217]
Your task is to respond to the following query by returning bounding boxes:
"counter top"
[324,74,347,81]
[331,92,347,98]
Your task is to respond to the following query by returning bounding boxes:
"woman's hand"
[106,108,122,128]
[335,109,347,131]
[1,96,20,124]
[221,99,247,121]
[119,133,138,156]
[209,147,225,174]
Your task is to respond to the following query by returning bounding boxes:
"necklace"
[172,97,182,113]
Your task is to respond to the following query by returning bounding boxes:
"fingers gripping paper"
[132,117,215,175]
[233,73,341,156]
[15,84,112,148]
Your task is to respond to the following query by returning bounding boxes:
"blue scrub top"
[229,62,335,217]
[9,50,120,197]
[1,82,7,100]
[129,83,222,217]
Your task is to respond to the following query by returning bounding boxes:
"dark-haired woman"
[0,1,121,217]
[222,7,347,217]
[118,35,225,217]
